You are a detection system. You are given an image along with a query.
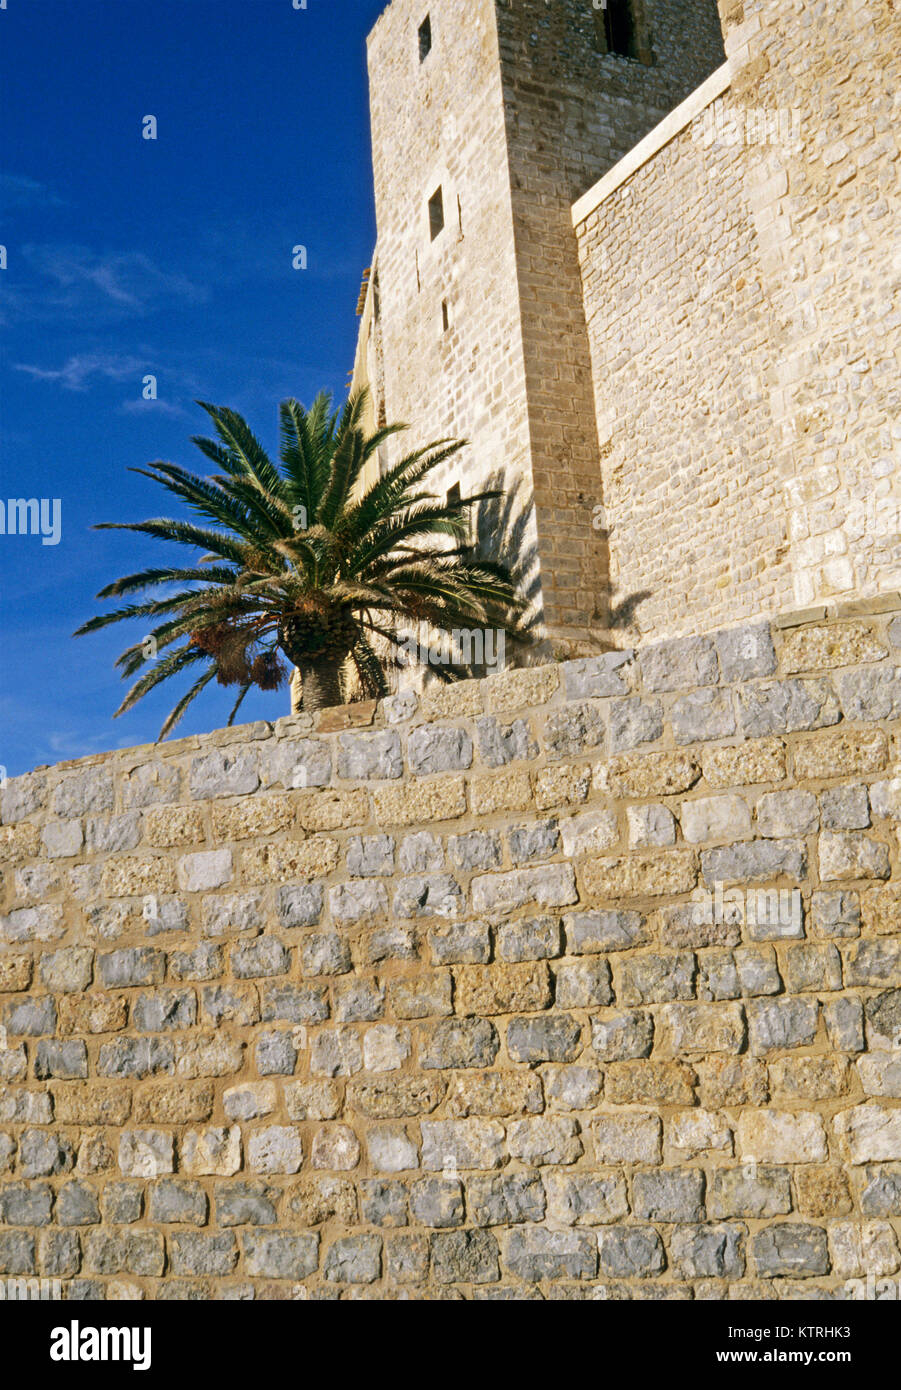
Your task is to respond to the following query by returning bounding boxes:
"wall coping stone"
[571,60,732,227]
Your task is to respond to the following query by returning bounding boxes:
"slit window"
[595,0,639,59]
[418,15,432,62]
[441,298,450,333]
[447,482,471,545]
[428,186,445,241]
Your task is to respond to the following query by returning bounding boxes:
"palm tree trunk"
[298,655,343,712]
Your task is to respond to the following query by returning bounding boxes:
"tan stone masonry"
[1,607,901,1297]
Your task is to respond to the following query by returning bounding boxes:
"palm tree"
[75,390,525,738]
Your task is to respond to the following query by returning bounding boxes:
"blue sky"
[0,0,386,776]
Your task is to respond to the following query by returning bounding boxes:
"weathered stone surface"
[736,1110,827,1164]
[496,915,562,962]
[455,962,551,1015]
[715,623,776,681]
[701,837,807,886]
[373,776,467,825]
[615,952,696,1006]
[657,1003,746,1055]
[428,919,491,965]
[606,750,701,798]
[810,889,860,939]
[666,1109,733,1161]
[751,1224,829,1279]
[824,997,865,1053]
[181,1128,242,1177]
[190,749,260,800]
[738,679,841,737]
[748,998,819,1052]
[555,958,612,1008]
[408,725,473,775]
[471,864,578,915]
[447,1070,543,1119]
[542,1065,602,1112]
[348,1077,445,1119]
[506,1015,581,1064]
[793,728,888,780]
[533,764,592,811]
[671,689,736,745]
[543,1171,628,1227]
[597,1226,665,1279]
[563,650,633,699]
[626,803,676,848]
[330,879,390,923]
[632,1169,705,1223]
[475,715,537,768]
[311,1125,362,1171]
[337,730,402,781]
[334,976,386,1022]
[707,1167,792,1220]
[820,784,869,831]
[701,738,786,788]
[118,1130,175,1179]
[795,1166,853,1219]
[409,1177,464,1228]
[392,874,463,920]
[366,1128,420,1174]
[583,850,697,900]
[420,1018,500,1070]
[542,706,606,761]
[388,973,452,1020]
[247,1126,304,1175]
[591,1010,653,1061]
[505,1226,597,1281]
[98,947,165,989]
[420,1120,505,1172]
[755,790,819,838]
[818,831,891,882]
[360,1179,409,1228]
[605,1060,696,1107]
[834,1105,901,1163]
[591,1113,662,1164]
[244,1231,318,1278]
[639,636,718,692]
[346,834,395,877]
[431,1230,498,1284]
[839,666,901,722]
[608,697,663,753]
[770,1056,850,1102]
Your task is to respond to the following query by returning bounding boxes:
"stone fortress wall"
[2,607,901,1298]
[355,0,901,651]
[574,0,901,646]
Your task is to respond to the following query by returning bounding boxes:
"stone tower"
[355,0,727,653]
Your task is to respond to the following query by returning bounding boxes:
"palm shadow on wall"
[474,470,652,658]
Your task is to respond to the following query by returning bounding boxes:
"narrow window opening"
[594,0,639,59]
[415,250,421,293]
[457,194,464,238]
[418,15,432,62]
[428,186,444,241]
[447,482,471,546]
[441,298,450,333]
